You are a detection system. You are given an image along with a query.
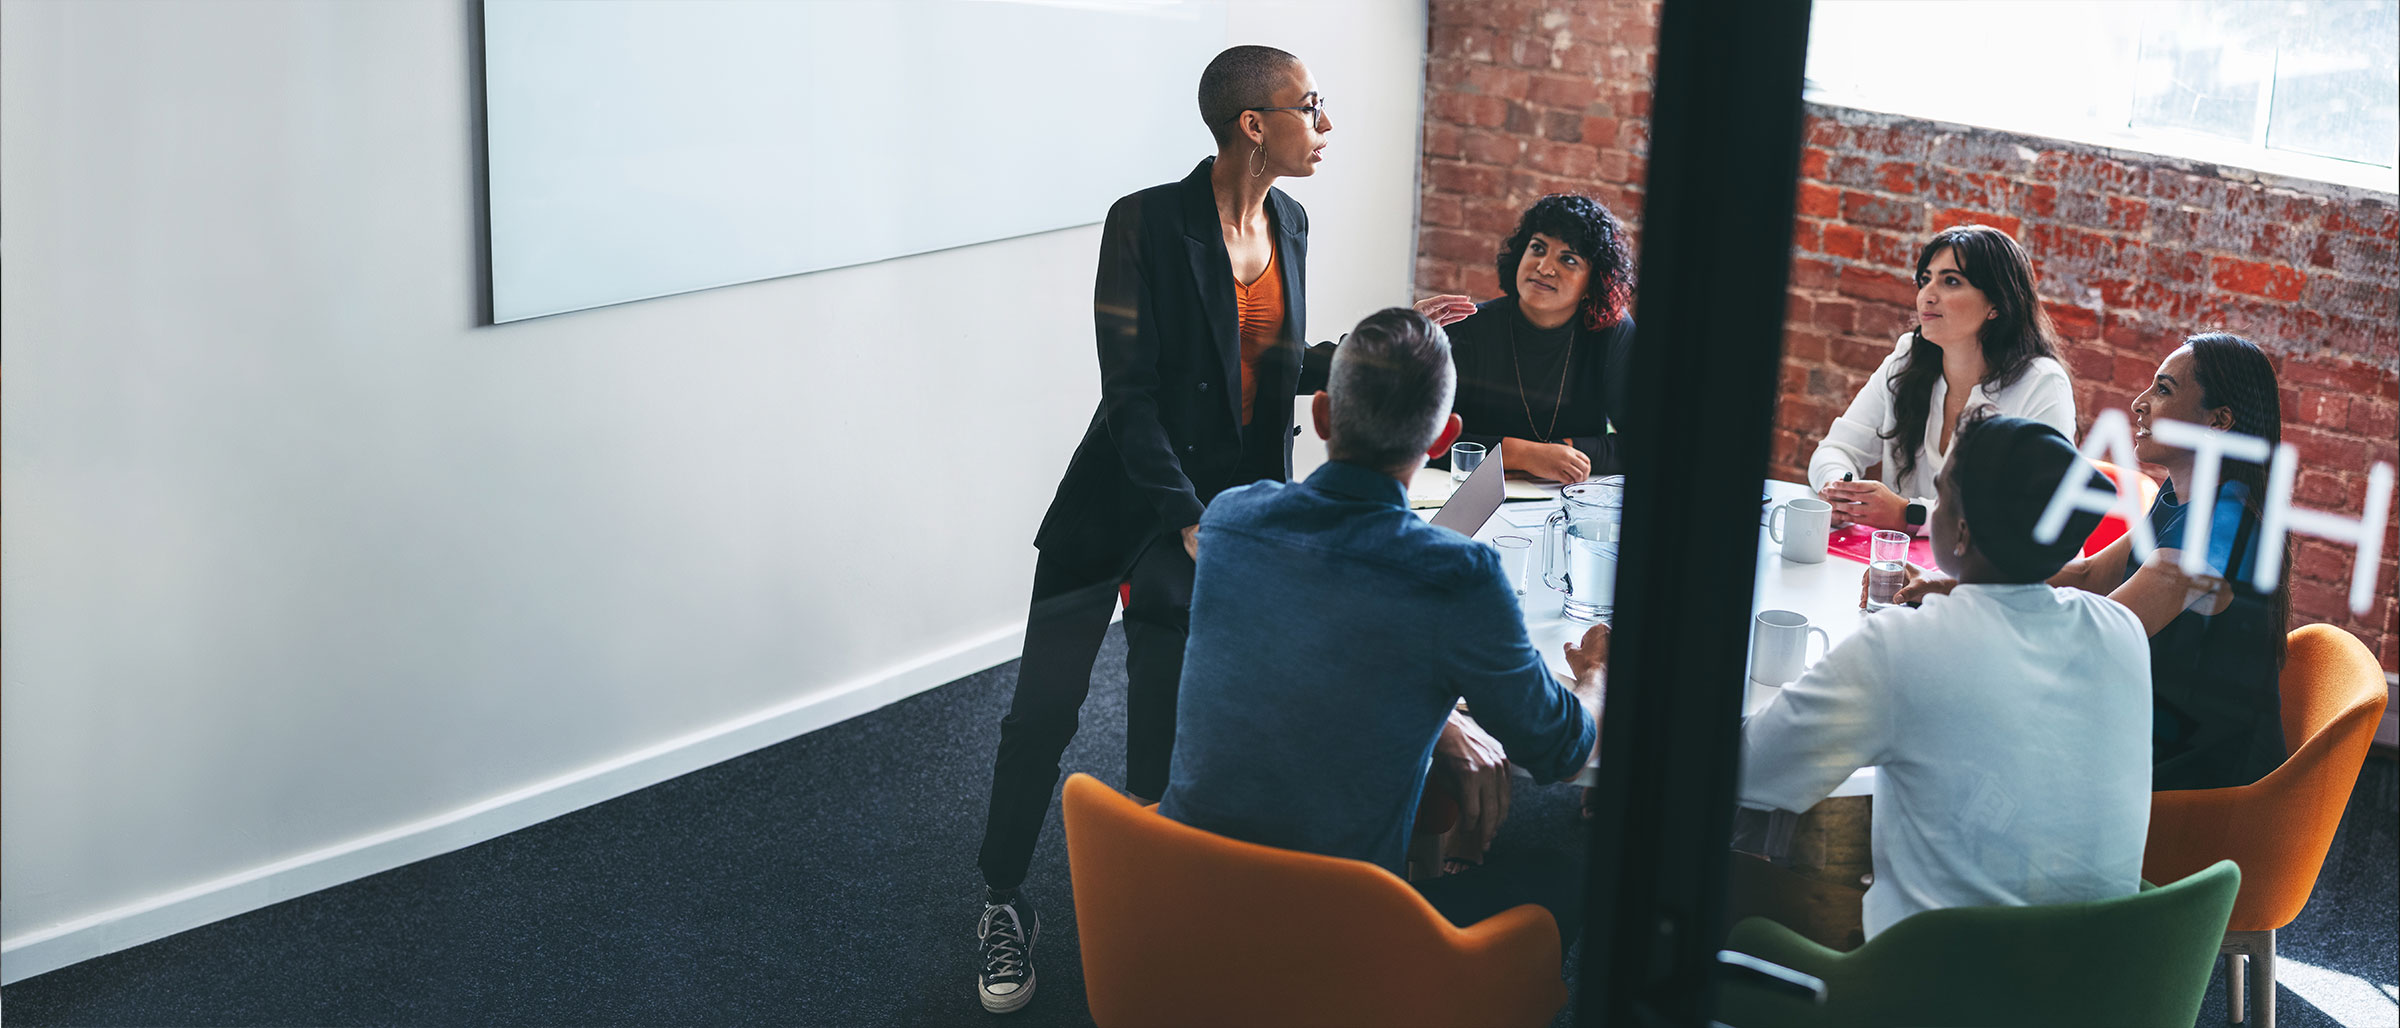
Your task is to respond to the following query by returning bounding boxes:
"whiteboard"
[482,0,1228,323]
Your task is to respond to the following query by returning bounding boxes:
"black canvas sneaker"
[976,890,1039,1013]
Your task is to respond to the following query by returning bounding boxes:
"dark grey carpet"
[2190,754,2400,1028]
[2,626,2392,1027]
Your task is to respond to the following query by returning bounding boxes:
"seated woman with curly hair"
[1423,193,1638,483]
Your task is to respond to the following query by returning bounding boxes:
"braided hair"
[2185,332,2291,669]
[1494,194,1636,330]
[1883,225,2060,480]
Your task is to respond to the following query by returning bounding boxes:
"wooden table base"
[1724,794,1873,952]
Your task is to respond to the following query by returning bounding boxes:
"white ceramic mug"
[1748,609,1831,686]
[1767,497,1833,564]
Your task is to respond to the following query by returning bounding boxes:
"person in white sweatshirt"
[1745,412,2151,939]
[1809,224,2075,536]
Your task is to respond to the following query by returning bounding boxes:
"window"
[1804,0,2398,193]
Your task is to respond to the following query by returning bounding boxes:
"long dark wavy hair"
[1495,193,1635,330]
[2186,332,2291,669]
[1883,224,2059,480]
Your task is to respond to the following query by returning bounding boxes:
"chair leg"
[2250,930,2275,1028]
[2227,953,2246,1023]
[2220,929,2275,1027]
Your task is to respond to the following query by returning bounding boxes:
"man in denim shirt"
[1160,307,1605,939]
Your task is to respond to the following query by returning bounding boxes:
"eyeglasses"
[1236,97,1329,127]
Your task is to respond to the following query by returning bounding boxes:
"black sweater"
[1444,296,1635,478]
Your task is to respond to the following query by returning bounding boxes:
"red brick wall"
[1418,0,2400,669]
[1418,1,1659,299]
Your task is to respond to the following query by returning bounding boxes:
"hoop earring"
[1250,144,1266,178]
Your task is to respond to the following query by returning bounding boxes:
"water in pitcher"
[1866,559,1906,610]
[1563,520,1617,622]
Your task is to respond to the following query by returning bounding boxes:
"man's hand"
[1563,621,1609,687]
[1413,293,1479,327]
[1820,479,1910,531]
[1562,623,1610,804]
[1501,437,1591,483]
[1886,561,1957,606]
[1432,712,1511,863]
[1181,524,1199,561]
[1561,622,1609,729]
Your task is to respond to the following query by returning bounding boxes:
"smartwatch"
[1904,501,1929,527]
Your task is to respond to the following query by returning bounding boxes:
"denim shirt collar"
[1305,460,1411,508]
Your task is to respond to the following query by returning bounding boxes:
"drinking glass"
[1490,535,1532,595]
[1866,529,1909,610]
[1450,441,1487,483]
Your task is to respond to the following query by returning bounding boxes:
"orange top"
[1235,248,1285,425]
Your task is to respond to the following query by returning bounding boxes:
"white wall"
[0,0,1423,982]
[482,0,1229,321]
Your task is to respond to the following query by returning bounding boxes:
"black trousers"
[977,532,1195,891]
[1413,849,1588,950]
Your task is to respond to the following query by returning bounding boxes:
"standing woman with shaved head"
[971,45,1343,1013]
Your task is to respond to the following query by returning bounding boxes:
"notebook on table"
[1826,525,1935,567]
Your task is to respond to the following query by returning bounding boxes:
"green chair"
[1714,860,2240,1028]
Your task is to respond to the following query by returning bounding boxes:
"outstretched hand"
[1563,622,1610,803]
[1866,561,1957,607]
[1562,621,1611,685]
[1414,293,1479,327]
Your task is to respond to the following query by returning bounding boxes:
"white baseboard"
[0,622,1030,985]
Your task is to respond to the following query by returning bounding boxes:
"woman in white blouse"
[1810,224,2075,534]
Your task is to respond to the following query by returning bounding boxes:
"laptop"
[1429,445,1505,536]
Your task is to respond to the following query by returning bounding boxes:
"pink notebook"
[1826,525,1935,568]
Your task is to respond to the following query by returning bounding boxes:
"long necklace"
[1506,305,1575,443]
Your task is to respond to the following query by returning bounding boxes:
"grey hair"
[1326,308,1455,472]
[1198,45,1301,147]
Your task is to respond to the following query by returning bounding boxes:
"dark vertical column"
[1576,1,1814,1025]
[468,0,495,327]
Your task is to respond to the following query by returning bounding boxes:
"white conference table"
[1449,478,1881,796]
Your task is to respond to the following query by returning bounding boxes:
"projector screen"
[482,0,1228,323]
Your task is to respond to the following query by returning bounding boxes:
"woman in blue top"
[1899,333,2291,789]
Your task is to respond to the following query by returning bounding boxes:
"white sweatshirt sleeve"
[1739,615,1895,814]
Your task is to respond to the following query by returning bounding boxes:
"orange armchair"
[1060,773,1568,1028]
[2140,624,2389,1027]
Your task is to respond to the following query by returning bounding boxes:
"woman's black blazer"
[1032,157,1335,584]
